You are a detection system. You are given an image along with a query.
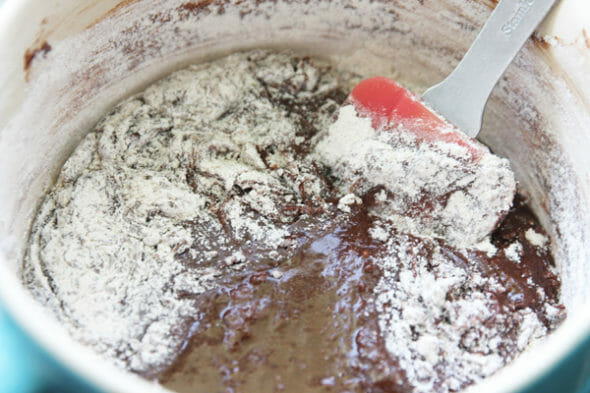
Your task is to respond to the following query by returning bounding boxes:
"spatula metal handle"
[422,0,558,138]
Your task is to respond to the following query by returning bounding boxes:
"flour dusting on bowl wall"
[1,1,590,393]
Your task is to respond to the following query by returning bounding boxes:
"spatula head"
[349,77,485,161]
[315,77,517,246]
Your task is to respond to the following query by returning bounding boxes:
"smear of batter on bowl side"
[23,49,565,393]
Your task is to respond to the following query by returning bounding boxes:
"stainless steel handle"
[422,0,558,138]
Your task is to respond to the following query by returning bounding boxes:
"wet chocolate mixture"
[152,55,561,392]
[159,187,562,393]
[23,51,565,393]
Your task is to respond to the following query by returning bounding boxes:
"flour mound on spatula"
[314,105,516,246]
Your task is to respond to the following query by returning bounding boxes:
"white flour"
[23,49,564,392]
[314,105,516,246]
[23,50,346,374]
[369,222,562,393]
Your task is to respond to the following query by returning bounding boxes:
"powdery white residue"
[314,105,516,246]
[317,99,563,392]
[337,193,362,213]
[23,50,345,375]
[368,224,389,243]
[525,228,549,249]
[505,241,523,263]
[25,156,220,373]
[372,227,548,393]
[473,237,498,257]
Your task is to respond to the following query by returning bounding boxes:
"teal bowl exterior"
[0,306,102,393]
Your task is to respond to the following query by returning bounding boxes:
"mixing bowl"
[1,0,589,392]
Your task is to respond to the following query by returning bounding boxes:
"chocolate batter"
[159,190,562,393]
[23,50,565,393]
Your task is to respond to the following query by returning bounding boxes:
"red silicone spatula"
[348,0,558,140]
